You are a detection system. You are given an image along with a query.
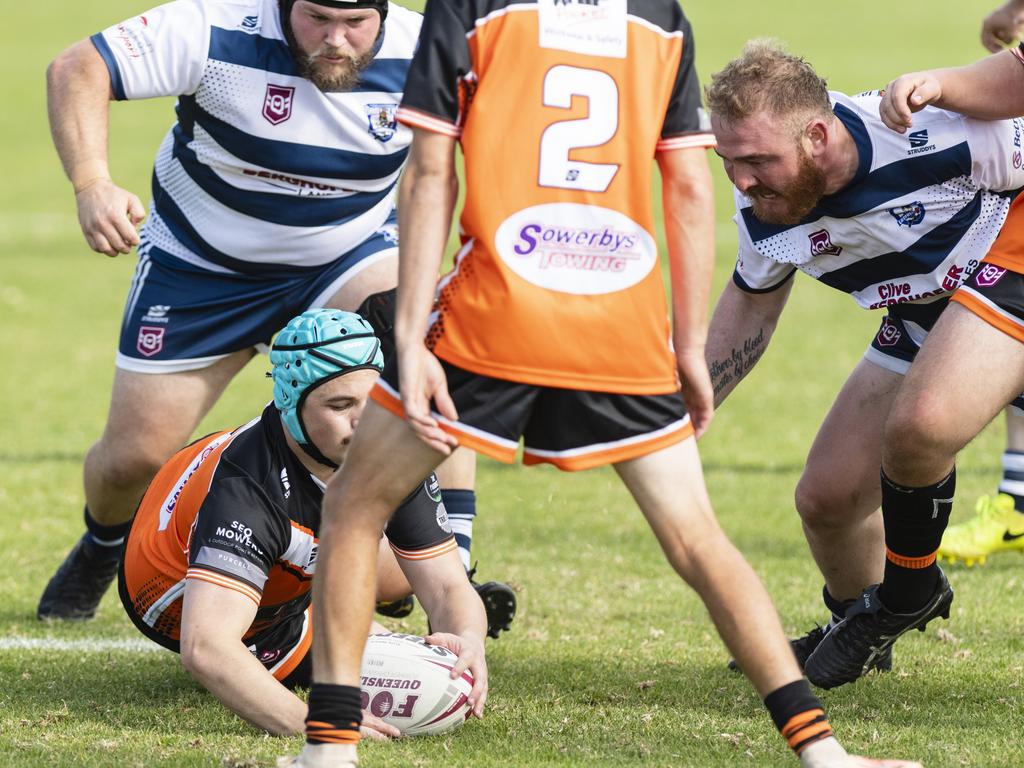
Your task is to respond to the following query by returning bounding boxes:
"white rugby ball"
[359,632,474,736]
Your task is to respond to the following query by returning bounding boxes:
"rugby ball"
[359,632,474,736]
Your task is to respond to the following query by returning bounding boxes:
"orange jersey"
[979,192,1024,274]
[397,0,714,394]
[120,406,455,650]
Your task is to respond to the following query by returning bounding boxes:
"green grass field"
[3,1,1024,765]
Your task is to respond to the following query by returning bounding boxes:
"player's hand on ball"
[74,178,145,257]
[675,347,714,439]
[424,631,489,718]
[359,710,400,741]
[981,1,1024,52]
[397,343,458,455]
[879,73,942,133]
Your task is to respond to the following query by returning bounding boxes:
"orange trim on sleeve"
[950,288,1024,344]
[395,106,461,138]
[885,548,937,569]
[390,537,458,561]
[656,132,717,152]
[186,567,262,605]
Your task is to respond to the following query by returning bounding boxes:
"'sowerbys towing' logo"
[495,203,657,295]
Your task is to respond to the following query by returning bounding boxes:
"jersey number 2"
[538,65,620,192]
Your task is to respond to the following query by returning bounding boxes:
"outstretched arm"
[395,128,461,454]
[47,40,145,256]
[399,550,488,718]
[705,278,792,407]
[658,147,716,437]
[179,580,399,739]
[179,580,309,735]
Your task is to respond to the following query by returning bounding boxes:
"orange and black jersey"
[396,0,715,394]
[119,404,455,652]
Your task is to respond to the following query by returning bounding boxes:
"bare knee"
[883,397,959,480]
[795,475,856,531]
[86,436,169,493]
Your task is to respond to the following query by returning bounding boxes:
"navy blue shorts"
[117,214,398,373]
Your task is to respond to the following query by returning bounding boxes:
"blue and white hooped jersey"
[91,0,420,274]
[733,91,1024,310]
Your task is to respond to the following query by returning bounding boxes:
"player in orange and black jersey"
[290,3,919,767]
[119,309,488,738]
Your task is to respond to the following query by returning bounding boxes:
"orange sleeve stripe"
[656,133,717,152]
[390,537,458,561]
[186,568,262,605]
[885,548,937,569]
[395,106,461,138]
[781,709,825,738]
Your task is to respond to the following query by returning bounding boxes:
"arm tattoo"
[709,328,767,398]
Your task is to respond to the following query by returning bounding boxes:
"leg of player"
[940,405,1024,565]
[615,438,920,767]
[791,359,902,664]
[435,447,477,570]
[38,350,254,621]
[302,400,445,765]
[614,439,830,760]
[807,304,1024,689]
[374,536,412,603]
[436,446,517,638]
[615,438,799,693]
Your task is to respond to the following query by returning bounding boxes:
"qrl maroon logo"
[808,229,843,257]
[876,318,901,348]
[263,84,295,125]
[975,264,1008,288]
[137,326,165,357]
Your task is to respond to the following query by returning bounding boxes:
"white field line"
[0,636,165,653]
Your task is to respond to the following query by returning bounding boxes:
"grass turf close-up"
[2,1,1023,765]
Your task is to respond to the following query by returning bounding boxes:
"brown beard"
[297,47,374,92]
[748,148,827,226]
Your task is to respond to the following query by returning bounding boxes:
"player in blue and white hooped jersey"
[703,41,1024,685]
[39,0,510,634]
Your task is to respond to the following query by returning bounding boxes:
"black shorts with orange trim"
[371,356,693,471]
[952,262,1024,345]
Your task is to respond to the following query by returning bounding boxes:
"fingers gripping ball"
[269,309,384,446]
[360,633,474,736]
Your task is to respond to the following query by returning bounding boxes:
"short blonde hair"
[705,40,831,130]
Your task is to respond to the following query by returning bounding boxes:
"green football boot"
[938,493,1024,566]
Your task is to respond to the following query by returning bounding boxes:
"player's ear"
[803,117,829,155]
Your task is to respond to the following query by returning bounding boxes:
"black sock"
[306,683,363,745]
[821,586,850,627]
[879,469,953,612]
[83,507,131,549]
[998,450,1024,512]
[764,679,833,756]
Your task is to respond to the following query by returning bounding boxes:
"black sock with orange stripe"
[764,679,833,756]
[878,468,954,613]
[306,683,362,746]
